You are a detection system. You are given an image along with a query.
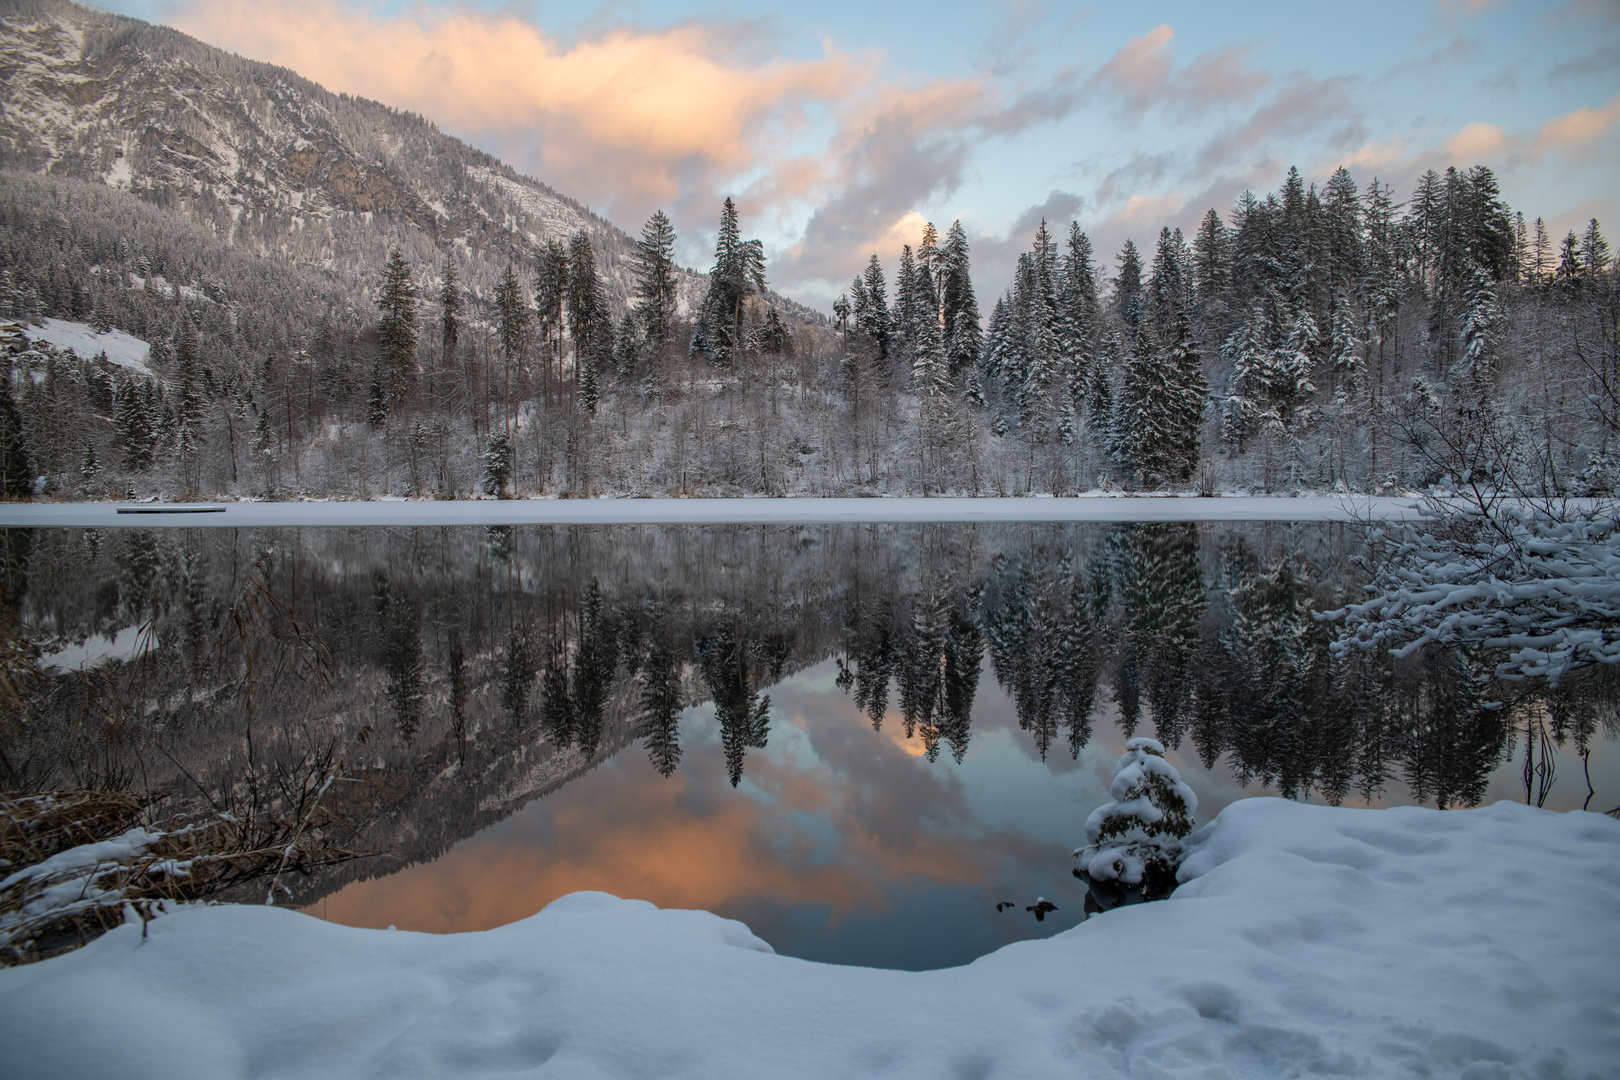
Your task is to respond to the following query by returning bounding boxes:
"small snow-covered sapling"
[1074,737,1198,908]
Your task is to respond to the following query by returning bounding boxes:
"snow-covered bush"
[1323,501,1620,684]
[1074,738,1198,907]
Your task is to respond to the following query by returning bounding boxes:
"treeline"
[1,163,1616,500]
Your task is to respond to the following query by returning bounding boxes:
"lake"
[4,520,1611,970]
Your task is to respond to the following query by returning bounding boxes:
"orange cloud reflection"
[312,709,986,934]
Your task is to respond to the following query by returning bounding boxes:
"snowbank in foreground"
[2,799,1615,1080]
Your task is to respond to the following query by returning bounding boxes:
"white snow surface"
[0,495,1424,528]
[23,319,152,375]
[2,798,1616,1079]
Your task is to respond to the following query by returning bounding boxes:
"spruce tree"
[567,232,611,394]
[0,382,32,499]
[1191,208,1231,310]
[172,312,201,425]
[438,262,461,373]
[1115,240,1144,331]
[635,210,679,352]
[699,198,766,371]
[940,220,981,386]
[857,255,891,364]
[376,248,417,411]
[114,378,152,470]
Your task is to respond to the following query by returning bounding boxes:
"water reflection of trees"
[3,520,1615,892]
[836,524,1615,810]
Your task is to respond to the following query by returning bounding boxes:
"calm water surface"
[7,523,1612,970]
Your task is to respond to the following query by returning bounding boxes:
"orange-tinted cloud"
[1090,25,1269,117]
[1533,95,1620,154]
[170,0,1079,296]
[171,0,872,218]
[312,704,993,934]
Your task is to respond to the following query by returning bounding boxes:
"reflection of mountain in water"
[4,522,1613,909]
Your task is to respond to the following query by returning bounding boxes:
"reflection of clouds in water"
[316,656,1066,943]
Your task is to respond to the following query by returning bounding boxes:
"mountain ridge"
[0,0,824,325]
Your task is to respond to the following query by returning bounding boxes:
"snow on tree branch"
[1322,501,1620,684]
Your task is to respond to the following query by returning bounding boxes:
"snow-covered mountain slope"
[0,0,820,324]
[23,319,151,375]
[2,798,1615,1079]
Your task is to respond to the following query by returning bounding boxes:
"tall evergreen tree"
[1115,240,1144,333]
[1191,209,1230,313]
[634,210,679,352]
[699,198,766,371]
[566,231,611,405]
[0,382,32,498]
[940,220,982,387]
[438,261,461,374]
[376,248,417,411]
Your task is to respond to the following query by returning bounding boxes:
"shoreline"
[0,495,1425,527]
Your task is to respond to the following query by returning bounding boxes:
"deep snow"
[0,495,1423,528]
[1,798,1615,1079]
[23,319,153,376]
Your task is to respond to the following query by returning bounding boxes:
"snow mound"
[25,319,152,375]
[2,800,1616,1079]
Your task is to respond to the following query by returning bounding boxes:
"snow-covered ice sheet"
[2,799,1615,1079]
[23,319,152,375]
[0,495,1424,528]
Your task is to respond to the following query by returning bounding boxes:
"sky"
[108,0,1620,311]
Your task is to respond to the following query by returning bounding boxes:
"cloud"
[171,0,1084,303]
[171,0,873,227]
[1549,39,1620,79]
[1533,95,1620,154]
[1191,73,1366,174]
[771,76,1082,288]
[1382,34,1480,80]
[1089,25,1268,117]
[1092,24,1175,111]
[1445,121,1509,159]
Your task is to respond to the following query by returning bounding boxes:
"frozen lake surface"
[0,495,1423,527]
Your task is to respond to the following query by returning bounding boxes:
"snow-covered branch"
[1322,501,1620,684]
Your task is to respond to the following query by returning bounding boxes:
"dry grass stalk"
[1,789,376,967]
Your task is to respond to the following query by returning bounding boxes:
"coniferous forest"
[2,164,1615,502]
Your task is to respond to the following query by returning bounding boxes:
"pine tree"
[1115,240,1144,332]
[699,198,766,371]
[482,430,513,496]
[940,220,981,387]
[567,231,611,397]
[894,244,918,361]
[0,382,32,499]
[1556,231,1584,290]
[1582,219,1611,283]
[1191,208,1230,313]
[376,248,417,410]
[114,378,152,470]
[79,441,100,493]
[172,312,200,426]
[534,240,569,405]
[858,254,892,364]
[1075,737,1197,903]
[494,265,528,427]
[640,642,684,777]
[635,210,679,352]
[1530,218,1553,284]
[438,261,461,373]
[1147,226,1193,338]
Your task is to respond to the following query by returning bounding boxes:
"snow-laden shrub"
[1322,502,1620,685]
[1074,738,1198,906]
